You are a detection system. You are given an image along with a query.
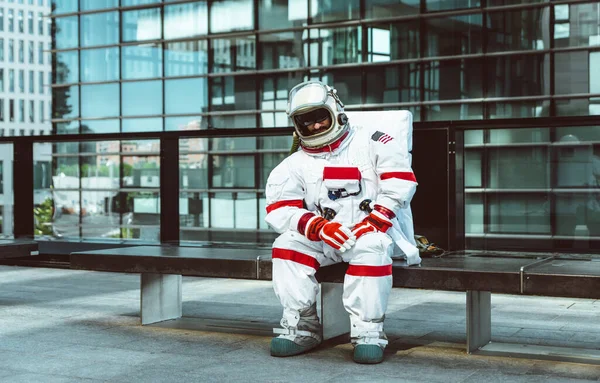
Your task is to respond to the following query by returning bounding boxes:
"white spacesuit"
[265,80,418,364]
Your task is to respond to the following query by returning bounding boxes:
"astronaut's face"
[294,108,332,136]
[306,116,332,135]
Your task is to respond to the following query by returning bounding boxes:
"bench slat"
[0,240,38,259]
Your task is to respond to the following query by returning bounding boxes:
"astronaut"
[264,80,418,364]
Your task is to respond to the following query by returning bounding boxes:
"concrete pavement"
[1,265,600,382]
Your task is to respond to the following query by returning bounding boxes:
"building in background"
[47,0,600,250]
[0,0,52,236]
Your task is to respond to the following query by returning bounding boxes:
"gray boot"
[271,304,322,357]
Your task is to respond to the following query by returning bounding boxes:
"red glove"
[351,205,395,240]
[299,213,356,252]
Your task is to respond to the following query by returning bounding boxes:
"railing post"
[160,137,179,244]
[14,141,34,239]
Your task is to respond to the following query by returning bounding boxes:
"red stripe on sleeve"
[266,199,304,214]
[323,167,361,180]
[380,172,417,183]
[346,264,392,277]
[272,248,320,270]
[297,212,315,235]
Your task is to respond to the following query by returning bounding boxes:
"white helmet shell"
[287,81,349,149]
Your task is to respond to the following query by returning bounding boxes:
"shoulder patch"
[371,131,394,144]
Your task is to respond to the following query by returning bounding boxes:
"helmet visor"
[293,108,331,128]
[288,82,328,116]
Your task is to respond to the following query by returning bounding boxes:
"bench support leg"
[141,273,182,325]
[466,290,491,353]
[319,282,350,340]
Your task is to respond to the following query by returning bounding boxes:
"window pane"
[80,12,119,47]
[424,58,482,102]
[488,128,549,144]
[80,0,118,11]
[122,80,162,116]
[258,136,294,150]
[424,103,482,121]
[180,137,209,189]
[210,114,256,129]
[311,70,362,106]
[554,3,600,49]
[260,74,304,128]
[52,85,78,119]
[487,54,549,98]
[210,0,253,33]
[260,152,287,187]
[51,0,77,14]
[212,155,255,188]
[121,0,161,5]
[165,40,208,77]
[425,0,480,12]
[165,78,208,114]
[210,76,257,111]
[54,16,78,49]
[211,137,256,151]
[488,147,549,189]
[307,26,362,66]
[259,31,305,70]
[122,8,161,42]
[180,192,209,231]
[488,100,548,119]
[166,116,207,131]
[465,194,484,234]
[123,155,160,188]
[366,64,420,104]
[122,118,163,133]
[212,37,256,73]
[80,119,119,134]
[54,51,78,85]
[488,194,550,234]
[366,0,419,18]
[310,0,359,23]
[164,2,207,39]
[487,8,548,52]
[425,14,483,57]
[366,21,419,62]
[80,83,119,118]
[122,44,162,80]
[258,0,307,30]
[80,47,119,83]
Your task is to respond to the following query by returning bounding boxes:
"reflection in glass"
[313,70,362,105]
[121,0,161,5]
[165,40,208,77]
[554,3,600,49]
[260,153,287,187]
[367,21,419,61]
[52,85,79,119]
[80,119,119,134]
[488,54,548,98]
[80,83,119,118]
[180,192,209,230]
[487,8,548,52]
[211,137,256,151]
[122,80,162,116]
[54,16,78,50]
[210,114,256,129]
[556,127,600,143]
[210,0,253,33]
[180,137,209,189]
[210,76,257,111]
[488,147,549,189]
[365,0,419,19]
[122,118,163,133]
[261,74,303,127]
[119,191,160,241]
[80,11,119,48]
[52,0,78,14]
[210,192,257,229]
[164,2,207,39]
[55,121,79,135]
[488,128,549,144]
[80,0,118,11]
[166,116,206,131]
[465,194,484,234]
[307,26,362,67]
[425,0,480,12]
[488,100,548,119]
[310,0,359,23]
[259,31,305,70]
[425,14,483,57]
[122,155,160,188]
[555,51,587,96]
[165,78,208,115]
[122,44,162,80]
[488,193,550,234]
[212,37,256,73]
[424,103,483,121]
[258,136,293,150]
[54,51,78,85]
[556,192,600,237]
[122,8,161,42]
[424,58,482,102]
[464,150,482,187]
[80,47,119,83]
[555,144,595,188]
[212,155,255,188]
[258,0,307,30]
[366,64,419,104]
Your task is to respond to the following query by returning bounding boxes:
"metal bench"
[70,246,600,364]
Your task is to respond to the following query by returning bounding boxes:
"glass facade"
[48,1,600,249]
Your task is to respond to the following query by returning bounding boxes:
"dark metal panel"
[0,240,37,259]
[160,137,180,244]
[13,141,34,239]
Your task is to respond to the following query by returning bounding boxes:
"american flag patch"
[371,131,394,144]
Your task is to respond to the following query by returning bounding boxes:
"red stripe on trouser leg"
[346,264,392,277]
[272,248,320,270]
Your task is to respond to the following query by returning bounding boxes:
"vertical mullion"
[14,141,34,239]
[160,137,179,244]
[419,0,426,122]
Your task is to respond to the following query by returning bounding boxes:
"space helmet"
[286,80,349,149]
